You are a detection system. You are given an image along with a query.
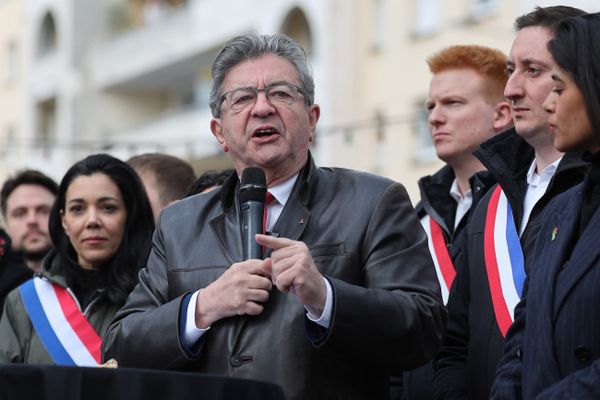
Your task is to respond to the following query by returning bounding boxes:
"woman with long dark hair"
[0,154,154,365]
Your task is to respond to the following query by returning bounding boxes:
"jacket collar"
[36,249,68,288]
[417,164,496,234]
[213,152,315,261]
[474,128,533,202]
[474,128,589,228]
[219,152,317,212]
[268,154,314,250]
[417,165,456,233]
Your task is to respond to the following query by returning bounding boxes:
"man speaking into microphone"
[104,33,446,400]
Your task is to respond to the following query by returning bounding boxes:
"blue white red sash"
[421,215,456,304]
[19,277,101,366]
[484,186,526,337]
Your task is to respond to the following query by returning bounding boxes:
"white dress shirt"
[449,179,473,230]
[520,157,562,236]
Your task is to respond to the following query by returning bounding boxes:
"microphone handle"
[242,200,264,260]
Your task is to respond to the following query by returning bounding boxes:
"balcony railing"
[98,104,220,161]
[90,0,255,89]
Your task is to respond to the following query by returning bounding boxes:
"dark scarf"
[64,261,105,311]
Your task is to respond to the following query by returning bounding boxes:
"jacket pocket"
[309,242,344,258]
[309,242,361,283]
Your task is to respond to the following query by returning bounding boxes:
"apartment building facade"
[10,0,600,199]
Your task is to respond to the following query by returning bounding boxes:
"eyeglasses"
[220,83,305,112]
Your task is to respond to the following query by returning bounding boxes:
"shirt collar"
[449,178,472,202]
[526,157,562,188]
[267,173,299,207]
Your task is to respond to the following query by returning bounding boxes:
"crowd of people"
[0,5,599,400]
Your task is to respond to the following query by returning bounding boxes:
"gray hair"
[209,33,315,118]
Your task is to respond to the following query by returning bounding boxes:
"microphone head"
[239,167,267,203]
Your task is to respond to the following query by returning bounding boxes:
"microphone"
[239,167,267,260]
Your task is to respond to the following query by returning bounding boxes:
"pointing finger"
[255,234,296,250]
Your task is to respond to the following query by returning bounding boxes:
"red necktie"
[263,191,275,233]
[262,192,275,255]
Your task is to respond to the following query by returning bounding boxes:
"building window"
[36,98,57,153]
[6,41,18,84]
[413,99,436,164]
[413,0,440,37]
[280,7,312,56]
[371,0,387,51]
[37,12,58,58]
[471,0,498,19]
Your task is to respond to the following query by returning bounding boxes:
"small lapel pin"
[551,226,559,241]
[299,218,304,225]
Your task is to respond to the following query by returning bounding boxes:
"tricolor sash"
[19,277,101,366]
[484,186,526,337]
[421,215,456,304]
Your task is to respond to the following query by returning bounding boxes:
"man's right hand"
[194,260,272,328]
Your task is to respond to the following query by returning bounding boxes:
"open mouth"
[254,128,278,138]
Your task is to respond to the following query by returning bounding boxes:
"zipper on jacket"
[65,286,102,317]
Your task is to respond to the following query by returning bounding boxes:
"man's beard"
[22,244,52,263]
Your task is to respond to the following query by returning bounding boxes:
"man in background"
[1,170,58,272]
[128,153,196,222]
[186,169,233,196]
[398,44,511,400]
[0,229,27,315]
[0,170,58,314]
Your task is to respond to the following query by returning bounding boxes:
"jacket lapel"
[553,202,600,317]
[539,202,577,320]
[264,155,317,258]
[210,212,243,265]
[209,173,243,266]
[267,194,310,258]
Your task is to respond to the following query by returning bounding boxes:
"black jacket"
[416,165,497,277]
[104,154,447,400]
[397,165,496,400]
[433,129,588,399]
[0,229,31,317]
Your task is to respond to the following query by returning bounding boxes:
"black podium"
[0,365,285,400]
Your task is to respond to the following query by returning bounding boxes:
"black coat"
[0,229,31,317]
[433,129,588,399]
[397,165,496,400]
[493,157,600,399]
[416,165,497,295]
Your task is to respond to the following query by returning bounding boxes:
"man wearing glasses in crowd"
[104,33,446,399]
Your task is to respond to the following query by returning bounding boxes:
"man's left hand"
[255,234,326,316]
